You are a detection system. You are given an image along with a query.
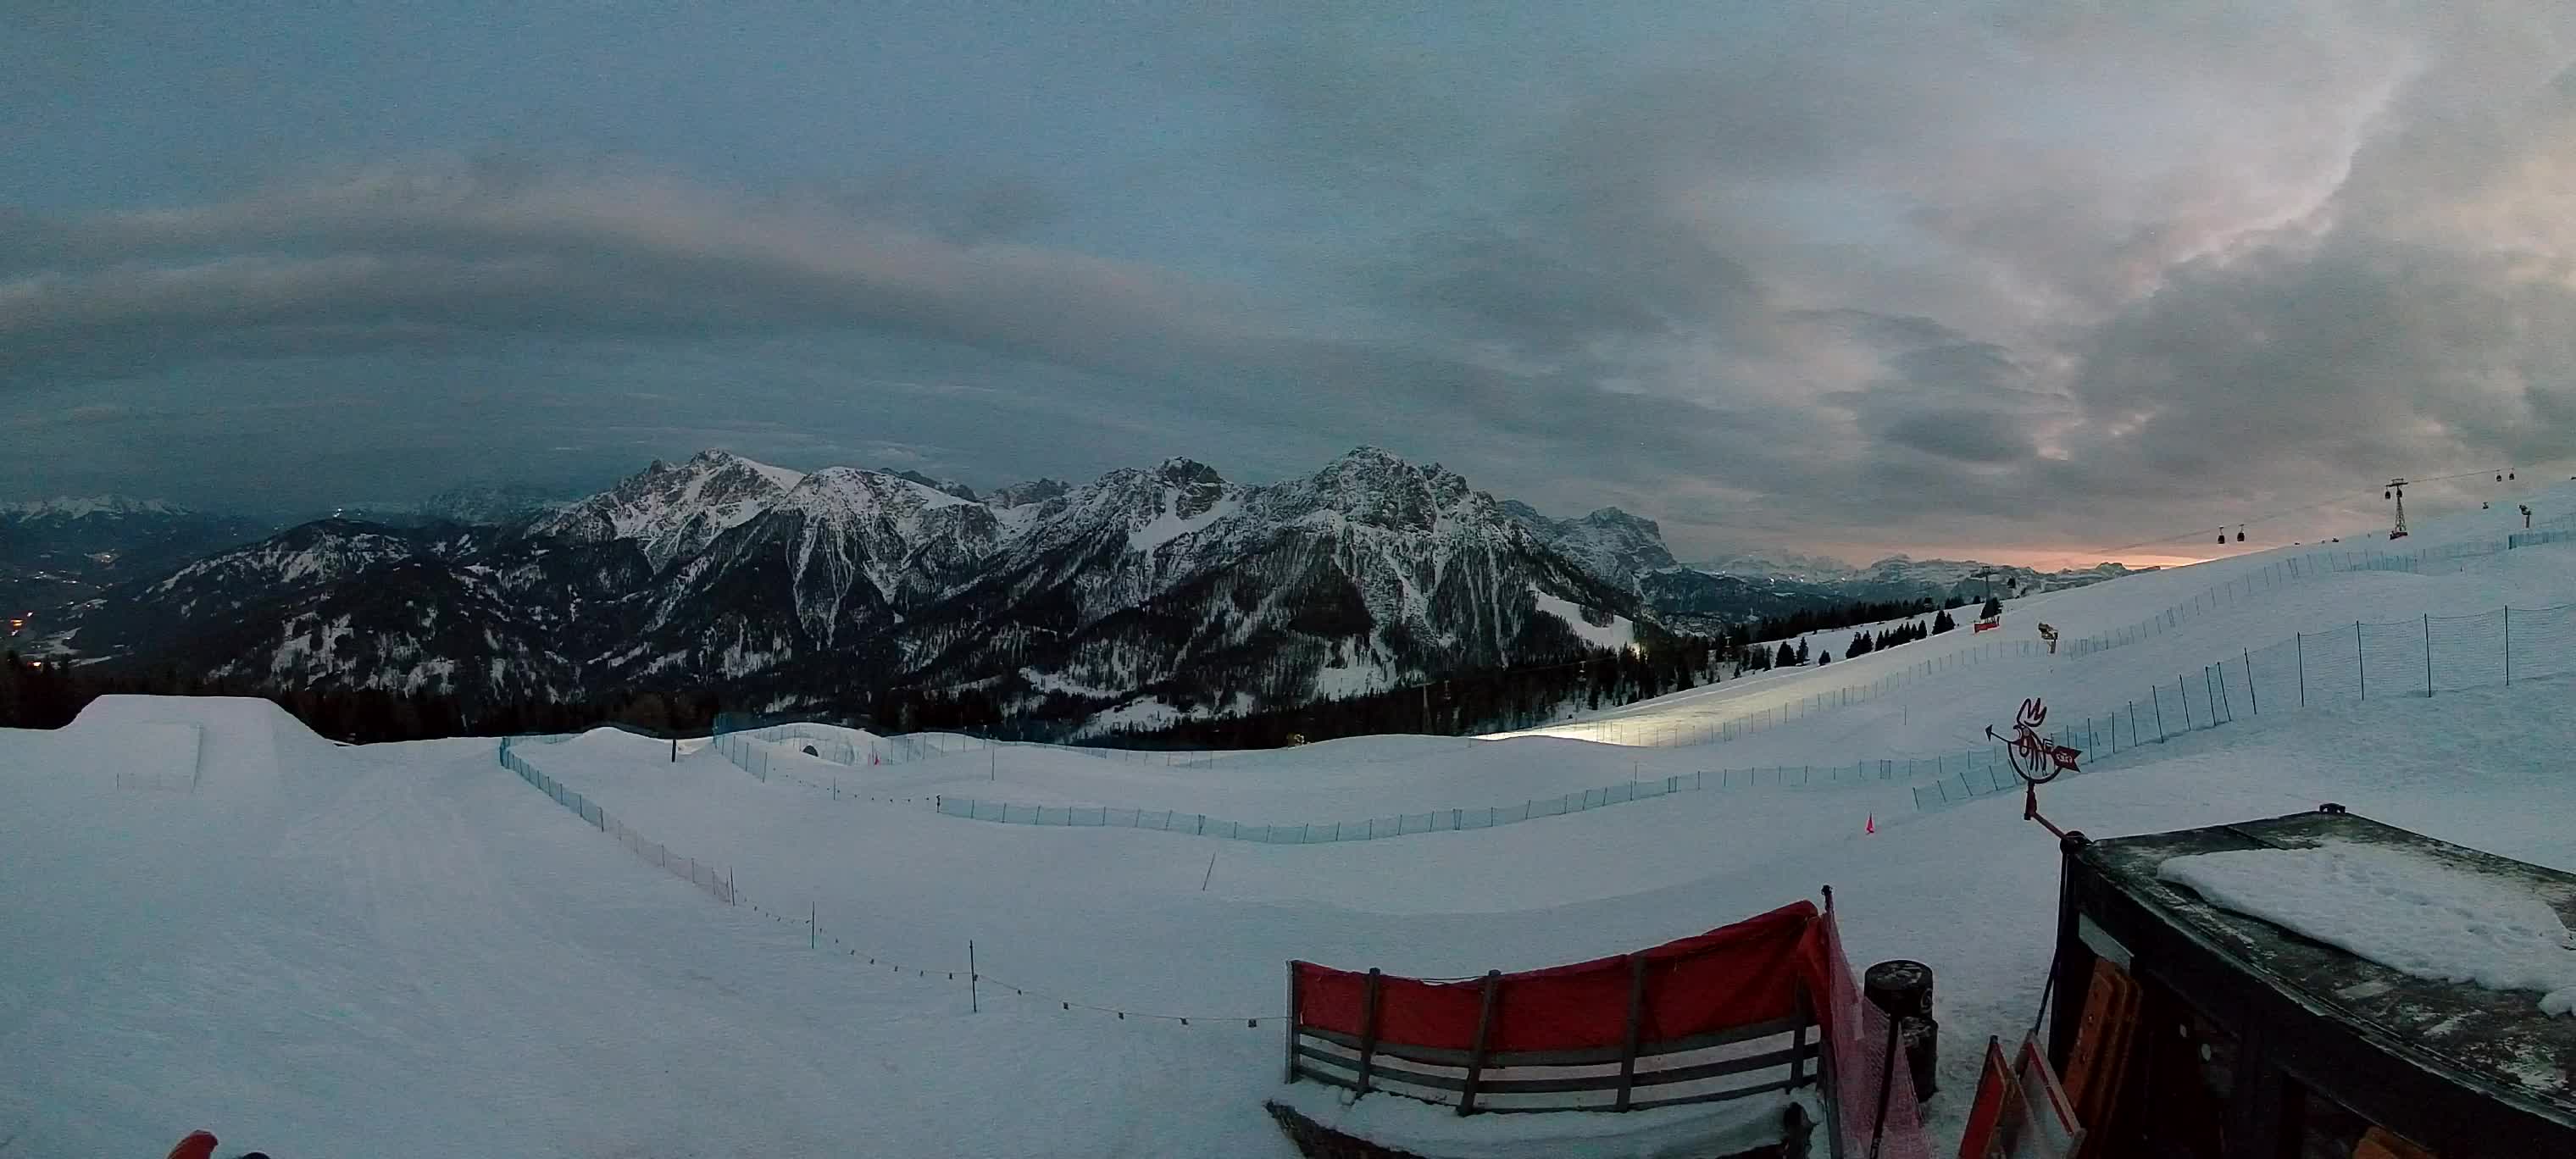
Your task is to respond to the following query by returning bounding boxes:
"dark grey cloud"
[11,2,2576,562]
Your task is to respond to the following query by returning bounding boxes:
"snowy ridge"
[2,495,186,519]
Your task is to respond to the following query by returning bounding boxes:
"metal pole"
[2357,621,2366,700]
[2296,632,2307,707]
[2179,676,2191,729]
[2423,613,2434,695]
[2245,649,2257,714]
[2152,687,2164,740]
[2506,607,2512,686]
[969,941,978,1013]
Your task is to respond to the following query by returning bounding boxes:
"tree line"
[3,590,2005,751]
[1106,630,1724,750]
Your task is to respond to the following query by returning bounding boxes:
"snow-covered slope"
[14,480,2576,1152]
[1494,481,2576,755]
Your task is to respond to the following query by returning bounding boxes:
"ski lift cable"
[2016,461,2552,572]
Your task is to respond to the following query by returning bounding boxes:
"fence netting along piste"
[928,748,2029,844]
[500,735,736,904]
[924,601,2576,839]
[708,714,1230,778]
[497,735,1287,1029]
[1911,602,2576,812]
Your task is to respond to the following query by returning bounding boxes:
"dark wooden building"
[2048,807,2576,1157]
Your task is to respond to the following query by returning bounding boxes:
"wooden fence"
[1285,901,1830,1116]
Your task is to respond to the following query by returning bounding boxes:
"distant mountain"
[1508,507,2144,625]
[990,478,1070,508]
[889,469,980,502]
[1824,556,2139,605]
[0,496,275,629]
[1499,502,1675,585]
[61,449,1654,735]
[419,483,573,526]
[1690,550,1860,582]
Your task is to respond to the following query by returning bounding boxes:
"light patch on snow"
[1130,496,1238,552]
[1530,588,1634,651]
[1308,661,1393,699]
[2160,842,2576,1014]
[1019,668,1124,699]
[741,457,807,491]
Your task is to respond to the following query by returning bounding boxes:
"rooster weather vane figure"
[1986,697,2083,837]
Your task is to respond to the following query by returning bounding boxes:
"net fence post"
[1284,962,1302,1083]
[1458,971,1503,1116]
[2423,613,2434,696]
[2296,632,2307,707]
[2357,621,2366,700]
[2244,649,2257,714]
[1614,951,1650,1111]
[1355,968,1384,1096]
[2505,606,2512,685]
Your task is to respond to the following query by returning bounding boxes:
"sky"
[8,1,2576,565]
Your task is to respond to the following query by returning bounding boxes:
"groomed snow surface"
[8,487,2576,1156]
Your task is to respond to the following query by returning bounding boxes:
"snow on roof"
[2160,841,2576,1016]
[2084,811,2576,1115]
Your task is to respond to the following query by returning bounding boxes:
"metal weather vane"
[1985,697,2082,837]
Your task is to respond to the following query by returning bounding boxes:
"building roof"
[2078,809,2576,1122]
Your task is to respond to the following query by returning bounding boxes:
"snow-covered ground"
[8,488,2576,1156]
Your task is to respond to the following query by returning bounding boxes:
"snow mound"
[2159,842,2576,1015]
[62,695,340,793]
[558,725,676,758]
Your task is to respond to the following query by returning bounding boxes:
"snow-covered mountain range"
[54,450,1649,733]
[36,449,2139,732]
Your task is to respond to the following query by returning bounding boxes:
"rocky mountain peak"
[1502,500,1678,586]
[1153,458,1228,518]
[991,479,1069,508]
[1296,446,1483,533]
[527,449,806,572]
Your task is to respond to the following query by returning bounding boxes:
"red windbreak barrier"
[1293,901,1822,1052]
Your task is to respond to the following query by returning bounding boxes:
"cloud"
[0,152,1257,389]
[13,3,2576,559]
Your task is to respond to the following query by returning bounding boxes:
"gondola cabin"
[2047,808,2576,1157]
